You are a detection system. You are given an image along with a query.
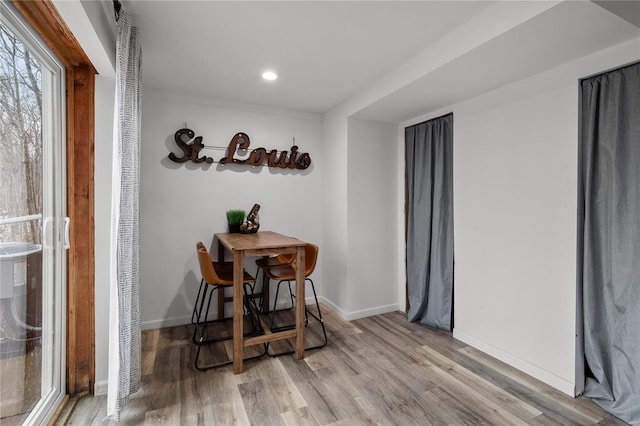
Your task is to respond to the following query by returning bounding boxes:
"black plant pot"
[228,224,242,233]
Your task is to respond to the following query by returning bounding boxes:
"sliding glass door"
[0,2,66,423]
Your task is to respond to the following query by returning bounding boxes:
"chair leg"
[195,342,266,371]
[270,279,295,312]
[193,281,268,371]
[287,281,295,310]
[192,285,216,346]
[191,278,206,325]
[266,278,328,357]
[244,282,263,334]
[269,280,283,329]
[254,266,266,312]
[306,278,328,347]
[270,279,296,328]
[276,281,309,326]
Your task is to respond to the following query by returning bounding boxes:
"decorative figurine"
[240,204,260,233]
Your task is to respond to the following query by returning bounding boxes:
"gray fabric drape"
[405,114,454,330]
[107,9,142,421]
[579,62,640,426]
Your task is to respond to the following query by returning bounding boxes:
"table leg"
[295,246,306,359]
[218,287,225,321]
[233,250,244,374]
[261,258,270,314]
[218,240,225,320]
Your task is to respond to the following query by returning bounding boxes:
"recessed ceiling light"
[262,71,278,81]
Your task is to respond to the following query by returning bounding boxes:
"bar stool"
[192,242,264,370]
[261,244,327,356]
[191,242,233,325]
[254,253,295,311]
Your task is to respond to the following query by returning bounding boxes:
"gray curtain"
[107,8,142,421]
[405,113,454,330]
[579,62,640,426]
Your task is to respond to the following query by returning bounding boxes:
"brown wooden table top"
[215,230,307,252]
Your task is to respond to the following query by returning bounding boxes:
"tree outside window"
[0,23,42,245]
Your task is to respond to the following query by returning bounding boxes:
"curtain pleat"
[107,9,142,421]
[405,114,454,330]
[579,62,640,425]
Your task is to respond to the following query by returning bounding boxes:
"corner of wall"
[53,0,116,77]
[320,111,349,313]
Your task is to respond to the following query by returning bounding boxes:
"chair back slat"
[291,244,318,277]
[304,244,318,276]
[196,242,223,284]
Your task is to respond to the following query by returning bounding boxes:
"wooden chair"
[192,242,264,370]
[191,241,233,325]
[256,253,295,269]
[254,253,295,311]
[262,244,327,355]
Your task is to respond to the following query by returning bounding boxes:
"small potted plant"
[226,209,245,233]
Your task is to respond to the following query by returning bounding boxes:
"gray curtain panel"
[579,62,640,425]
[107,9,142,421]
[405,113,454,330]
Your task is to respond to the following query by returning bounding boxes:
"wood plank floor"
[58,307,627,425]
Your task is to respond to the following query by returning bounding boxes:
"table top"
[215,230,307,252]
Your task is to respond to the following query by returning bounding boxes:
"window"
[1,3,66,423]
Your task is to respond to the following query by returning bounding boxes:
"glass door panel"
[0,3,66,424]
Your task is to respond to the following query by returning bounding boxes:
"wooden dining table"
[214,230,308,374]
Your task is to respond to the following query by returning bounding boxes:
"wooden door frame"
[11,0,96,395]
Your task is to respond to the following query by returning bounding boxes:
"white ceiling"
[123,0,640,123]
[356,1,640,123]
[125,0,494,113]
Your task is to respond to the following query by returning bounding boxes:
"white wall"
[319,111,349,316]
[139,89,323,329]
[453,85,578,394]
[346,118,400,317]
[93,75,114,393]
[401,38,640,396]
[320,112,402,320]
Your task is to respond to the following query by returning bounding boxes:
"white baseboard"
[318,297,348,319]
[141,315,191,331]
[94,380,108,396]
[453,328,575,396]
[343,303,400,321]
[318,297,400,321]
[141,299,400,330]
[140,297,324,330]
